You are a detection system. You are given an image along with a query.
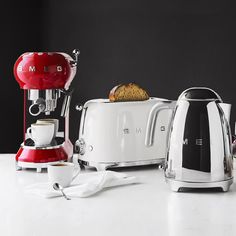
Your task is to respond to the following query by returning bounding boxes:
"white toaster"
[75,98,174,171]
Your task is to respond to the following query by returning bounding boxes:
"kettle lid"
[178,87,222,101]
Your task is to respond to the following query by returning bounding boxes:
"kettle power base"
[77,158,165,171]
[166,178,233,192]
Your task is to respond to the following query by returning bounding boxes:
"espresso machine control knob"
[75,139,86,155]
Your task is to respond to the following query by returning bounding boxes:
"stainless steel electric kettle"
[166,87,233,191]
[146,87,233,192]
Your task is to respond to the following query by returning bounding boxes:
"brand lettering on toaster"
[29,66,36,72]
[136,128,142,134]
[123,128,129,134]
[183,138,188,145]
[160,126,165,131]
[196,139,203,146]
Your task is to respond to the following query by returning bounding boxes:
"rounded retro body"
[75,98,175,171]
[14,51,78,90]
[14,50,79,172]
[164,87,233,191]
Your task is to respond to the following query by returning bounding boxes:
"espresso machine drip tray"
[24,137,65,148]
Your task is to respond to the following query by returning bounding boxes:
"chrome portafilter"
[28,89,60,116]
[29,98,46,116]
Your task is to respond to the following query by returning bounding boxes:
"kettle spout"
[218,103,231,124]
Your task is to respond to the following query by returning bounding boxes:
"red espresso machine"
[13,50,80,172]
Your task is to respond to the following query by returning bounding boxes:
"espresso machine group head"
[14,49,80,172]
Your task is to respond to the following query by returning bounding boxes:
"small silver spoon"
[53,183,71,200]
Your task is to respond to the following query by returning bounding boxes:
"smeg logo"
[123,128,142,135]
[17,65,63,72]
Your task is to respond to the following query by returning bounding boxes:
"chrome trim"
[75,104,83,111]
[178,87,223,101]
[81,107,88,135]
[78,158,165,171]
[28,89,60,101]
[21,142,63,150]
[179,98,221,102]
[28,89,60,115]
[71,49,80,66]
[83,97,169,105]
[16,160,68,173]
[166,178,233,192]
[61,93,72,117]
[29,99,46,116]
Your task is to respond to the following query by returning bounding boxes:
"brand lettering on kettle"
[183,138,203,145]
[196,139,203,145]
[183,138,188,145]
[17,65,63,72]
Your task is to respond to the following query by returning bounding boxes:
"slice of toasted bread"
[109,83,149,102]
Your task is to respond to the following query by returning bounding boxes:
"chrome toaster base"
[77,157,165,171]
[166,178,234,192]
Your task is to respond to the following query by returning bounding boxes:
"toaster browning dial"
[75,138,86,155]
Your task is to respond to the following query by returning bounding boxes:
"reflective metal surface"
[165,178,233,192]
[28,89,60,115]
[61,90,72,117]
[77,158,164,171]
[71,49,80,66]
[164,87,233,191]
[16,160,66,173]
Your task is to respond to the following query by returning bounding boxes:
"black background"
[1,0,236,153]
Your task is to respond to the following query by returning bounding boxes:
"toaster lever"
[145,101,175,147]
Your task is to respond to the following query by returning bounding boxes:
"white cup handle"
[27,127,33,140]
[72,165,81,181]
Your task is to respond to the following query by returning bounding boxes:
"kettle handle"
[145,101,175,147]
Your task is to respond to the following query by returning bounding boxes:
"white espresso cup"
[36,119,59,138]
[48,163,80,188]
[27,123,54,147]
